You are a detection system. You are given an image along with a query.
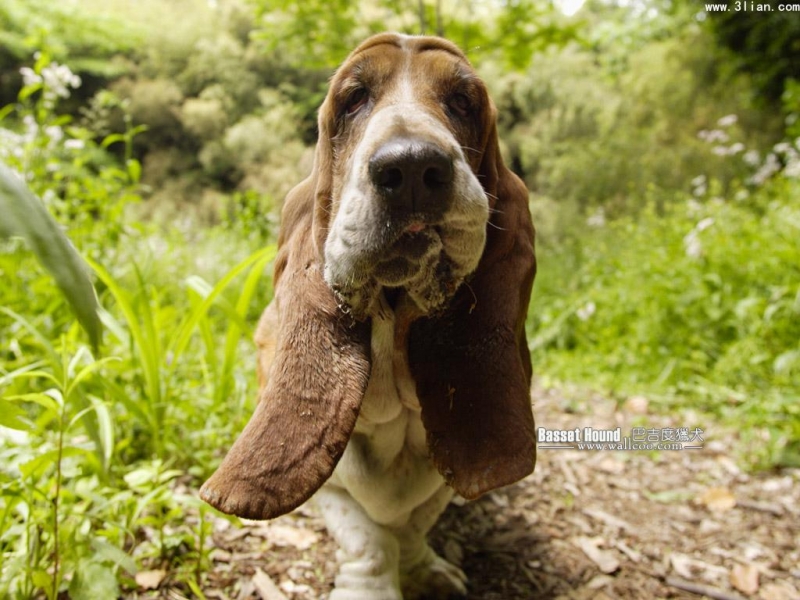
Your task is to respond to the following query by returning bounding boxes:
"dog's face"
[320,35,492,318]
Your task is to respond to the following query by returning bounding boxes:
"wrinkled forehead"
[331,34,479,100]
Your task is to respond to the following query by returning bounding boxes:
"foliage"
[493,24,781,216]
[1,50,274,598]
[700,0,800,102]
[530,166,800,469]
[0,0,142,86]
[0,163,101,350]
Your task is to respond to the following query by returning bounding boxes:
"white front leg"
[315,485,403,600]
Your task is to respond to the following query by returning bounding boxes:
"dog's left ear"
[409,98,537,499]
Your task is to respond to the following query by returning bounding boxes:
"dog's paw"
[401,553,468,600]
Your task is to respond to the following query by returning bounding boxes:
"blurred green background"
[0,0,798,597]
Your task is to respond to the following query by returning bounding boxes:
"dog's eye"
[345,88,369,115]
[448,93,472,118]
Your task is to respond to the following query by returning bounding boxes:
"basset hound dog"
[200,32,537,599]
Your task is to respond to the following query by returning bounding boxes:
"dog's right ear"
[200,203,371,520]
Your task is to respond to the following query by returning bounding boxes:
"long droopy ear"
[200,186,371,520]
[408,99,537,500]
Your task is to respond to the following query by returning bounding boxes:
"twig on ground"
[665,576,747,600]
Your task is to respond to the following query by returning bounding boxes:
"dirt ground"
[156,385,800,600]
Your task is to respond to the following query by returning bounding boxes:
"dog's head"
[315,33,497,318]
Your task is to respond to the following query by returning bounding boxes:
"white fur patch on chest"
[328,295,445,526]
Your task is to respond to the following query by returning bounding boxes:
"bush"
[493,29,780,215]
[529,171,800,468]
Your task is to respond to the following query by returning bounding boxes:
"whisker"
[486,220,507,231]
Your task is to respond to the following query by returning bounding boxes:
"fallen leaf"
[614,540,642,563]
[596,457,625,474]
[730,563,759,595]
[699,519,722,534]
[669,553,728,581]
[586,574,615,589]
[583,507,635,533]
[135,570,166,590]
[571,536,620,574]
[252,568,288,600]
[670,553,696,579]
[697,487,737,512]
[268,524,320,550]
[760,581,799,600]
[625,395,649,414]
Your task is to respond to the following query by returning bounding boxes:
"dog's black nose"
[369,138,454,214]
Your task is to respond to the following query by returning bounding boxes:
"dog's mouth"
[373,222,441,286]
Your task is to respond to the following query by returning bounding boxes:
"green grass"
[1,226,275,597]
[529,177,800,469]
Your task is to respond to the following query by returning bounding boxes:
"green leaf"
[19,447,90,479]
[185,578,208,600]
[18,82,43,101]
[0,360,47,387]
[65,356,120,398]
[88,258,162,421]
[0,400,29,431]
[90,538,137,576]
[0,162,102,351]
[31,569,52,594]
[4,391,62,414]
[126,159,142,183]
[169,245,276,361]
[100,133,126,148]
[89,395,115,471]
[68,559,120,600]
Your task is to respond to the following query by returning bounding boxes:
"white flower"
[40,62,81,99]
[774,142,791,155]
[691,175,707,197]
[728,142,745,154]
[698,129,729,144]
[684,218,714,259]
[684,230,702,258]
[64,138,85,150]
[45,125,63,143]
[696,217,714,232]
[748,153,781,186]
[743,150,760,166]
[577,301,596,321]
[717,114,738,128]
[586,208,606,228]
[22,115,38,143]
[19,67,42,87]
[784,157,800,178]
